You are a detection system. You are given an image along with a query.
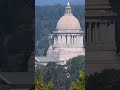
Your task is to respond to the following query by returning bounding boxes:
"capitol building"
[35,2,85,65]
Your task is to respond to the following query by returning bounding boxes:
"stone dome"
[56,2,81,30]
[56,14,81,30]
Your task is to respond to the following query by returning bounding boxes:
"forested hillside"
[35,5,85,56]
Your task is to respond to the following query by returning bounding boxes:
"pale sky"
[35,0,85,6]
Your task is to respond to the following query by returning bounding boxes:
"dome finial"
[67,1,70,6]
[65,1,72,15]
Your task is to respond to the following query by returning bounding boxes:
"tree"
[44,62,67,90]
[67,55,85,81]
[86,69,120,90]
[35,73,54,90]
[35,56,85,90]
[70,69,85,90]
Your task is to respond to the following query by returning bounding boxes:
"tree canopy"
[86,69,120,90]
[35,55,85,90]
[35,73,54,90]
[70,69,85,90]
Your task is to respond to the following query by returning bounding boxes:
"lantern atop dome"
[65,2,72,15]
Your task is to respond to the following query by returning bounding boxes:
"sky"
[35,0,85,6]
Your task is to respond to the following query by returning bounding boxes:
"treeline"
[35,55,85,90]
[35,5,85,56]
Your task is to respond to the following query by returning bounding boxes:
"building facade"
[85,0,120,75]
[36,2,85,65]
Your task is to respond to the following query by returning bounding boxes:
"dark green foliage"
[35,5,85,56]
[70,69,85,90]
[67,56,85,82]
[86,69,120,90]
[35,73,54,90]
[35,55,85,90]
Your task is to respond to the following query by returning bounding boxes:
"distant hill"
[35,0,85,6]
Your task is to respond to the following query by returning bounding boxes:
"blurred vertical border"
[0,0,35,90]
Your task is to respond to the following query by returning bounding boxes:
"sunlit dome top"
[56,2,81,30]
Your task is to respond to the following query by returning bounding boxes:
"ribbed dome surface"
[56,14,81,30]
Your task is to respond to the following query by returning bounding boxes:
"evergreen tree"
[70,69,85,90]
[35,56,85,90]
[86,69,120,90]
[35,73,54,90]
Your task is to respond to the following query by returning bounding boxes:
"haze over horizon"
[35,0,85,6]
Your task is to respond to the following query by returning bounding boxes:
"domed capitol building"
[35,2,85,65]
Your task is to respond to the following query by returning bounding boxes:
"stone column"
[73,35,75,44]
[80,34,84,47]
[62,35,66,45]
[88,23,91,43]
[86,27,88,43]
[67,34,71,44]
[97,22,101,42]
[71,35,73,45]
[110,23,115,42]
[105,23,108,42]
[70,35,72,45]
[77,35,80,45]
[107,23,110,42]
[58,35,61,45]
[60,35,62,45]
[73,35,76,45]
[94,23,97,43]
[76,35,78,45]
[65,35,67,44]
[93,24,95,43]
[75,35,77,45]
[64,34,67,45]
[110,22,116,49]
[101,23,105,42]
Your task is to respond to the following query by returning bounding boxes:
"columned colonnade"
[54,33,83,46]
[85,20,115,44]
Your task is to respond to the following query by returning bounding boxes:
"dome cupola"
[56,2,81,31]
